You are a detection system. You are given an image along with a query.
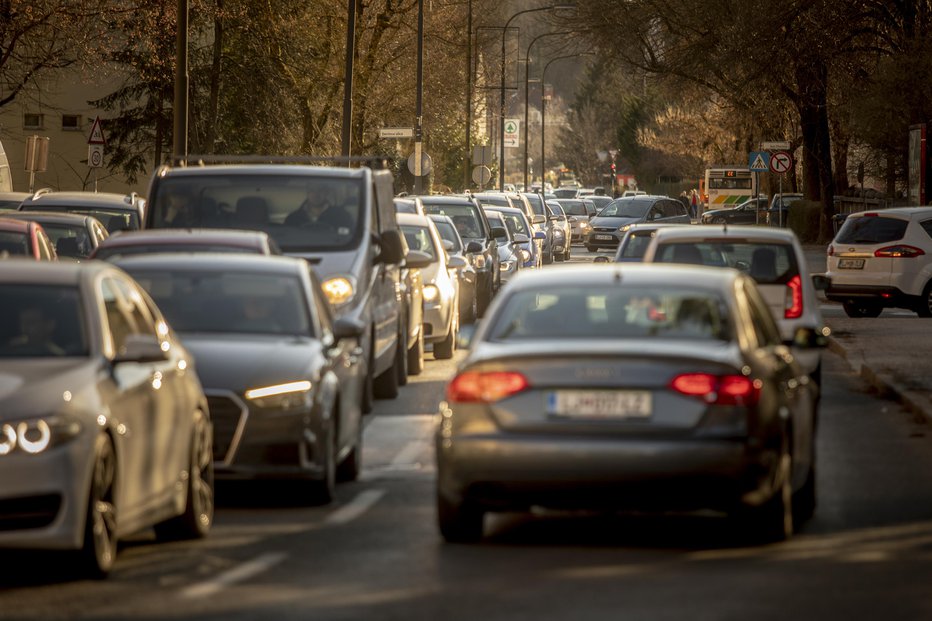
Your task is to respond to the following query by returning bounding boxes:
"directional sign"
[88,144,104,168]
[749,151,770,172]
[503,118,520,148]
[770,151,793,174]
[87,116,105,145]
[378,127,413,139]
[762,141,791,151]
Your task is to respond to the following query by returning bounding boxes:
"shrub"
[787,200,823,243]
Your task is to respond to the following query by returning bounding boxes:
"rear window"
[616,230,656,261]
[559,201,587,216]
[422,204,486,240]
[94,243,260,261]
[26,206,138,233]
[0,231,28,256]
[655,241,800,285]
[835,216,908,244]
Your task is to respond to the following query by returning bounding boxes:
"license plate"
[594,234,614,241]
[838,258,865,269]
[547,390,652,419]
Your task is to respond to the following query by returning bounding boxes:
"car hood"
[589,216,641,228]
[291,249,358,283]
[0,358,99,418]
[179,334,321,394]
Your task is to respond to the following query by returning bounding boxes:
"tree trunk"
[832,129,849,193]
[794,58,835,240]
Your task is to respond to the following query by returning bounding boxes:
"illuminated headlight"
[520,249,531,262]
[501,261,515,272]
[580,221,591,230]
[245,381,313,409]
[618,224,631,232]
[471,254,487,269]
[322,276,355,307]
[0,416,82,456]
[553,228,565,239]
[423,284,440,303]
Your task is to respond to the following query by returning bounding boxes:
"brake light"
[873,245,925,258]
[827,244,834,257]
[446,371,530,403]
[670,373,761,405]
[785,274,803,319]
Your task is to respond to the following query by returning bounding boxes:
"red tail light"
[785,274,803,319]
[873,245,925,258]
[827,244,834,257]
[670,373,761,405]
[447,371,530,403]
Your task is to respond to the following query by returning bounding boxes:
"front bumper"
[586,231,620,249]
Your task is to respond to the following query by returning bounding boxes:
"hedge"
[787,200,823,243]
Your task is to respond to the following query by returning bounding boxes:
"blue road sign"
[749,151,770,172]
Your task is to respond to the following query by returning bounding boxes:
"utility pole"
[341,0,356,158]
[414,0,425,194]
[172,0,188,159]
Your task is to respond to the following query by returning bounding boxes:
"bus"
[703,167,756,209]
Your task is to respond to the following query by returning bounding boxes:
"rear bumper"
[825,284,915,307]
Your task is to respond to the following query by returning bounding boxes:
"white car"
[642,226,826,383]
[825,207,932,317]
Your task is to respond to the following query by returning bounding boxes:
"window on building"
[23,113,43,129]
[62,114,81,131]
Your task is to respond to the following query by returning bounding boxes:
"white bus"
[702,167,756,210]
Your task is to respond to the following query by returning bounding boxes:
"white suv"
[642,225,826,382]
[825,207,932,317]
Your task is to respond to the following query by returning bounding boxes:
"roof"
[0,217,31,233]
[5,211,100,227]
[96,228,270,248]
[481,205,524,216]
[156,165,366,180]
[0,260,112,285]
[505,263,741,291]
[419,195,479,206]
[21,191,141,210]
[396,212,432,227]
[844,206,932,220]
[111,252,308,275]
[649,225,803,244]
[427,213,455,224]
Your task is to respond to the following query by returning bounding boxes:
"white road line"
[324,489,386,526]
[180,552,288,599]
[390,440,426,467]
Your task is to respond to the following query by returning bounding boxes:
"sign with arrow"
[769,151,793,174]
[503,119,519,148]
[749,151,770,172]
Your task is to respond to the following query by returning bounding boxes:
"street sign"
[24,135,49,172]
[87,116,106,145]
[503,118,519,148]
[749,151,770,172]
[770,151,793,174]
[762,141,791,151]
[472,145,493,165]
[407,151,432,176]
[378,127,413,139]
[88,144,104,168]
[472,165,492,186]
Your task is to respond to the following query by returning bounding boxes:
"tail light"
[827,244,834,257]
[785,274,803,319]
[670,373,761,406]
[874,245,925,258]
[447,371,529,403]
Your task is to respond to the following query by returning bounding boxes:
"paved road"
[2,247,931,620]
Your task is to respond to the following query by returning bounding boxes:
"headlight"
[471,254,487,269]
[501,261,514,272]
[245,380,313,409]
[553,229,565,239]
[423,284,439,303]
[580,221,591,230]
[322,276,355,307]
[0,416,82,456]
[520,249,531,262]
[618,224,631,232]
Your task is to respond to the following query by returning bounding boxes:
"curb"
[828,336,932,425]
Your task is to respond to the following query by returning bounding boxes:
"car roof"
[6,211,98,226]
[21,191,140,209]
[650,225,802,244]
[0,217,32,232]
[507,263,742,291]
[428,213,454,224]
[844,206,932,220]
[0,260,113,285]
[156,165,366,180]
[97,228,269,247]
[419,195,478,206]
[482,205,523,215]
[396,212,433,227]
[111,252,309,275]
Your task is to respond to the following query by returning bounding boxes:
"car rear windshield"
[422,204,486,240]
[474,195,511,208]
[26,205,138,233]
[0,231,28,256]
[401,225,437,259]
[835,215,908,244]
[597,200,651,218]
[431,220,463,252]
[0,285,88,357]
[124,270,313,337]
[654,241,800,285]
[487,286,731,341]
[149,175,364,253]
[553,188,577,198]
[617,230,656,260]
[40,224,92,258]
[559,200,588,216]
[497,212,530,237]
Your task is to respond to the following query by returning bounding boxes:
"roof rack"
[170,154,394,169]
[32,187,54,199]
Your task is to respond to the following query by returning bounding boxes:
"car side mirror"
[447,255,467,269]
[491,226,507,240]
[114,334,168,364]
[456,323,476,349]
[465,240,484,254]
[593,256,611,263]
[332,317,366,341]
[533,231,546,240]
[512,233,530,244]
[405,249,434,269]
[811,274,830,291]
[567,216,577,223]
[376,229,405,264]
[532,215,546,225]
[788,326,830,349]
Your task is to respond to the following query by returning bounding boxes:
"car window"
[921,220,932,240]
[432,220,463,252]
[0,284,89,357]
[27,206,139,233]
[42,224,92,258]
[101,277,140,354]
[835,215,908,244]
[743,280,782,348]
[598,200,651,218]
[617,230,656,260]
[422,204,485,240]
[0,230,29,256]
[111,277,158,337]
[559,201,587,216]
[655,241,799,285]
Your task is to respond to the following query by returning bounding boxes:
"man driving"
[8,307,65,355]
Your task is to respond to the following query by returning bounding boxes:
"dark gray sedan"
[115,254,365,503]
[2,211,109,259]
[437,264,822,543]
[586,196,691,252]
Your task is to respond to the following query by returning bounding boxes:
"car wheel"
[309,421,336,504]
[753,451,794,542]
[793,459,816,527]
[713,217,726,224]
[437,491,484,543]
[433,322,456,360]
[155,409,214,541]
[80,433,118,578]
[373,334,401,400]
[917,282,932,317]
[407,327,425,375]
[337,404,362,483]
[396,323,409,387]
[461,289,478,325]
[477,279,493,318]
[542,246,553,265]
[842,301,882,318]
[586,245,596,253]
[361,346,374,414]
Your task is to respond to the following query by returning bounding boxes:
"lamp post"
[463,0,472,190]
[523,31,572,190]
[540,52,587,191]
[414,0,424,194]
[172,0,188,159]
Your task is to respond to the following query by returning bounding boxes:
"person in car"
[163,187,197,227]
[7,307,65,356]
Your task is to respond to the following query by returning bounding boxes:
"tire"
[586,245,596,253]
[309,421,336,504]
[80,433,118,578]
[407,327,424,376]
[713,217,726,224]
[433,315,456,360]
[476,278,493,318]
[542,245,553,265]
[752,451,794,543]
[396,323,409,387]
[842,301,882,318]
[155,409,214,541]
[917,282,932,317]
[793,462,816,527]
[437,492,484,543]
[361,343,374,414]
[460,287,478,325]
[373,335,401,400]
[337,405,362,483]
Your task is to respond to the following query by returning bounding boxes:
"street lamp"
[498,4,576,190]
[540,52,589,191]
[523,31,572,190]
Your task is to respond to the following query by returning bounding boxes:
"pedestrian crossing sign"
[749,151,769,172]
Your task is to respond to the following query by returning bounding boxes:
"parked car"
[3,211,108,259]
[766,193,805,227]
[0,262,213,576]
[586,196,691,252]
[115,253,365,502]
[642,225,826,383]
[556,198,595,244]
[482,205,542,270]
[484,209,526,286]
[825,206,932,317]
[545,199,572,261]
[0,217,57,260]
[421,195,502,317]
[144,162,408,411]
[700,197,769,225]
[89,228,279,260]
[398,213,464,359]
[429,214,479,324]
[437,264,822,543]
[19,190,146,234]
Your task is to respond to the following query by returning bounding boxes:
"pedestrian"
[679,191,690,214]
[689,189,699,219]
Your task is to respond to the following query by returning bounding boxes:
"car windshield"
[655,241,800,285]
[497,212,530,237]
[124,270,313,337]
[553,188,577,198]
[401,225,437,259]
[598,200,651,218]
[95,243,260,260]
[26,206,138,233]
[149,176,364,253]
[835,216,908,244]
[488,286,731,341]
[0,285,88,357]
[560,201,588,216]
[0,230,28,256]
[40,224,92,258]
[432,220,462,252]
[486,214,509,244]
[422,204,486,240]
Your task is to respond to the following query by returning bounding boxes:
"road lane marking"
[180,552,287,599]
[390,440,426,467]
[324,489,386,526]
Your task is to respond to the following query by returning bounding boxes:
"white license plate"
[547,390,652,419]
[838,258,865,269]
[594,234,614,241]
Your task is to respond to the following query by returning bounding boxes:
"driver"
[285,187,331,226]
[8,307,65,355]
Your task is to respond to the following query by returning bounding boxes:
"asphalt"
[803,244,932,426]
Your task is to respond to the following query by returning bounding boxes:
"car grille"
[0,494,61,531]
[593,227,616,233]
[207,393,247,463]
